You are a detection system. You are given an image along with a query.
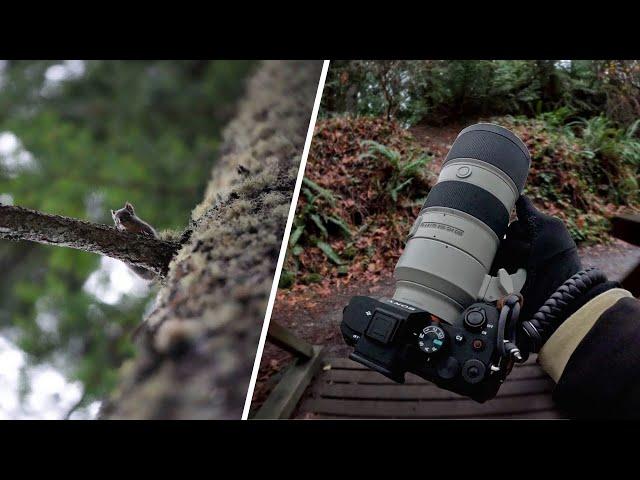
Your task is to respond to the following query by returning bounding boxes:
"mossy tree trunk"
[101,60,322,419]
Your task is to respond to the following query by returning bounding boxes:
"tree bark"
[0,204,179,277]
[100,60,323,419]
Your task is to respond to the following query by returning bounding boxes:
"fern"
[359,140,431,202]
[316,241,345,265]
[359,140,401,166]
[302,177,337,207]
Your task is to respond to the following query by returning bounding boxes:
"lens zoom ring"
[444,130,531,192]
[421,181,509,238]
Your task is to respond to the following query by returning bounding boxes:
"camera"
[340,123,532,402]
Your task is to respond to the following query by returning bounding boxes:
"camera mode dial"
[418,325,447,355]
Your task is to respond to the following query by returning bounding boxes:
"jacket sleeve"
[537,288,640,418]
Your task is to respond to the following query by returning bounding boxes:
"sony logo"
[387,299,416,311]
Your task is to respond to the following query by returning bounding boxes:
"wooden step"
[307,408,565,420]
[311,378,554,401]
[320,363,547,384]
[295,355,566,419]
[301,393,557,419]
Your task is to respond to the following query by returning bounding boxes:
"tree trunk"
[100,60,322,419]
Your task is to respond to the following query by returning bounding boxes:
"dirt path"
[408,123,460,171]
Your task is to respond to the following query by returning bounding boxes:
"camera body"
[341,296,510,402]
[340,123,532,403]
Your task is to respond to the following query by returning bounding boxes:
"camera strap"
[497,293,526,363]
[521,267,608,353]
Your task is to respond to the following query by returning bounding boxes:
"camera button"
[472,339,485,351]
[456,166,472,178]
[462,359,486,384]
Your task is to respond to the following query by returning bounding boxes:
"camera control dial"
[418,325,447,355]
[464,307,487,332]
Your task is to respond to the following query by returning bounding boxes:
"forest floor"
[249,122,640,413]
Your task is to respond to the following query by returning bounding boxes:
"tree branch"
[0,205,179,277]
[63,389,87,420]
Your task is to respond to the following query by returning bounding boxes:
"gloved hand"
[492,195,618,349]
[491,195,583,325]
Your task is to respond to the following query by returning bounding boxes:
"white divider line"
[241,60,330,420]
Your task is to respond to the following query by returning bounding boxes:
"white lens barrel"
[392,124,531,325]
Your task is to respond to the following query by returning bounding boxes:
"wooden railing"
[253,322,324,419]
[611,213,640,296]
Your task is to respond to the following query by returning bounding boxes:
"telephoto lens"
[393,123,531,325]
[340,123,533,399]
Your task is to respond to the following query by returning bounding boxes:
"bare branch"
[0,205,179,277]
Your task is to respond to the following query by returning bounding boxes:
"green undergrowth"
[496,114,639,242]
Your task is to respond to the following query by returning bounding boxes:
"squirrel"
[111,202,158,280]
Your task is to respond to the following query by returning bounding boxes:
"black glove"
[492,195,618,348]
[491,195,583,325]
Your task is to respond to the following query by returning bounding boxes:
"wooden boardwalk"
[295,355,567,419]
